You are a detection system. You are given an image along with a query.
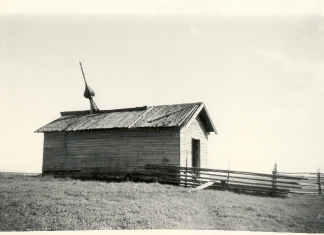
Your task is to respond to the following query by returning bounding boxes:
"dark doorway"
[192,139,200,176]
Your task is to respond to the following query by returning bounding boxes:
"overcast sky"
[1,1,324,174]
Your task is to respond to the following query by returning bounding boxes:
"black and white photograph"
[0,0,324,233]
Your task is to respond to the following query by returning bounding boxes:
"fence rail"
[141,165,322,197]
[276,170,322,195]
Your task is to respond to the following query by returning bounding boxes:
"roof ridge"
[60,106,148,116]
[60,102,202,116]
[149,102,202,108]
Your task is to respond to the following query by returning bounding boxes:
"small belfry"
[79,62,99,114]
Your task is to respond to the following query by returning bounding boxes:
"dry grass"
[0,173,323,232]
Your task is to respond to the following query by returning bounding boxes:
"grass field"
[0,173,323,232]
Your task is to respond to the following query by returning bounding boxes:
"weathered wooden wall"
[180,115,209,168]
[42,127,180,178]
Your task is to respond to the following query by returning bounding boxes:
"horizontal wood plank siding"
[42,128,180,177]
[180,115,209,168]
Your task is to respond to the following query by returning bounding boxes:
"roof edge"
[181,102,217,134]
[180,102,204,129]
[201,104,218,134]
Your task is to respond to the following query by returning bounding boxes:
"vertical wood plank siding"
[180,115,209,168]
[43,128,180,177]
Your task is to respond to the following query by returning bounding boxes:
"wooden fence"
[276,169,322,195]
[140,165,323,197]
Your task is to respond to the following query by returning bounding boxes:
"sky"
[0,1,324,174]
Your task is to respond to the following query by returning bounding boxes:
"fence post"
[318,168,321,195]
[185,158,188,187]
[162,166,165,183]
[226,160,230,189]
[272,163,277,197]
[226,171,230,189]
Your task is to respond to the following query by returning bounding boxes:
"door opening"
[192,139,200,176]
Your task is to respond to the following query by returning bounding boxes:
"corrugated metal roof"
[35,102,211,133]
